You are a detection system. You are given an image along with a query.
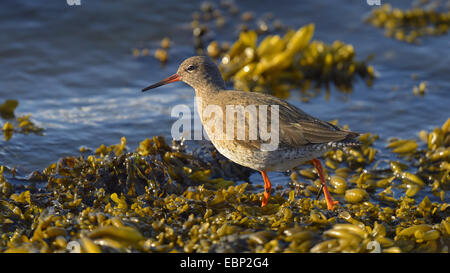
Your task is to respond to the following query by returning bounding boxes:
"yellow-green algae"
[217,25,374,99]
[366,2,450,43]
[0,99,44,141]
[0,118,448,253]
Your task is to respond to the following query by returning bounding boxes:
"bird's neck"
[194,85,223,119]
[194,82,224,99]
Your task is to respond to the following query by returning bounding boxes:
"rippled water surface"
[0,0,449,188]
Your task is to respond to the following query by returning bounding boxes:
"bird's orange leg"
[312,158,338,210]
[260,171,272,207]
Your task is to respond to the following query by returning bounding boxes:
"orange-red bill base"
[142,74,181,92]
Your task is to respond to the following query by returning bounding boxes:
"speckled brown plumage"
[142,56,360,209]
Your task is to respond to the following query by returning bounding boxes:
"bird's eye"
[186,65,196,72]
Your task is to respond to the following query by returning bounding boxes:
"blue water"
[0,0,449,188]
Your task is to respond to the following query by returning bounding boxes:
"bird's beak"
[142,74,182,92]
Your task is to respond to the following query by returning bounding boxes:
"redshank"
[142,56,359,210]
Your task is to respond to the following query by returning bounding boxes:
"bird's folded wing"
[280,120,354,148]
[276,99,359,148]
[214,90,359,150]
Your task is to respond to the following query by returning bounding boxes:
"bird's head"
[142,56,225,92]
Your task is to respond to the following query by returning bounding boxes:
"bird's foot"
[326,199,339,210]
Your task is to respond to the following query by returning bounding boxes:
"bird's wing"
[213,91,359,150]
